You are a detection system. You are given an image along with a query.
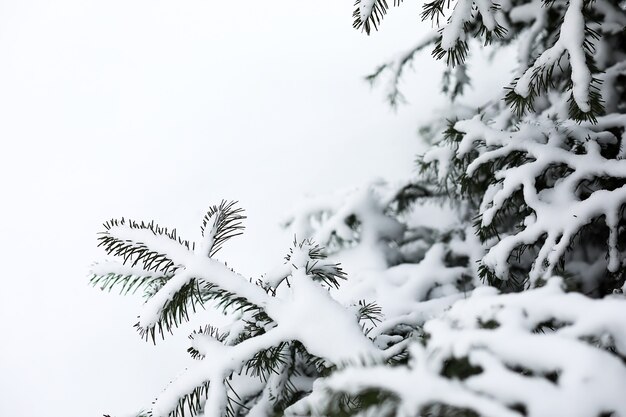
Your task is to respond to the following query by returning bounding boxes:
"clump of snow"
[452,115,626,282]
[293,278,626,417]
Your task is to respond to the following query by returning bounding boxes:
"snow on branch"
[452,115,626,284]
[423,0,506,67]
[92,203,383,417]
[98,218,194,276]
[507,0,605,121]
[353,0,404,35]
[283,181,405,265]
[295,278,626,417]
[147,254,380,417]
[285,183,485,358]
[89,261,167,296]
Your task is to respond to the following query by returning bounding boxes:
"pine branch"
[284,239,347,289]
[353,0,403,35]
[511,0,605,122]
[245,342,290,381]
[357,300,383,337]
[187,325,227,360]
[200,200,246,258]
[421,0,448,25]
[137,277,268,343]
[150,381,211,417]
[98,218,193,275]
[93,205,389,417]
[432,36,469,68]
[136,278,205,343]
[89,263,168,297]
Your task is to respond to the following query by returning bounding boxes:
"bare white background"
[0,1,508,416]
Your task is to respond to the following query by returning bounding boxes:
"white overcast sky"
[0,1,511,416]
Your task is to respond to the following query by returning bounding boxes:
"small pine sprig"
[285,238,347,289]
[200,200,246,258]
[187,325,227,360]
[137,278,268,343]
[420,0,447,25]
[508,0,605,123]
[89,263,168,297]
[442,64,471,101]
[245,341,290,381]
[432,36,469,68]
[353,0,404,35]
[135,278,205,343]
[567,77,605,123]
[153,381,211,417]
[357,300,383,337]
[423,0,506,68]
[97,218,193,275]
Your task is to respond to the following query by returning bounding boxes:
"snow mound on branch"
[293,278,626,417]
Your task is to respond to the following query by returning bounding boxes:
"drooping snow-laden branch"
[506,0,626,121]
[508,0,547,70]
[424,114,626,286]
[513,0,595,113]
[353,0,404,35]
[293,278,626,417]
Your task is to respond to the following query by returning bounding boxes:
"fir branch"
[89,266,168,297]
[245,342,290,381]
[357,300,383,337]
[421,0,449,25]
[432,36,469,68]
[98,218,193,275]
[137,278,267,343]
[285,239,347,289]
[353,0,403,35]
[200,200,246,258]
[187,325,227,360]
[136,278,206,343]
[567,77,605,123]
[511,0,605,121]
[149,381,211,417]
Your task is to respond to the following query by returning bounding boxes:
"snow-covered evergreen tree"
[91,1,626,416]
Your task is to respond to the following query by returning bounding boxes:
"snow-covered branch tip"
[353,0,404,35]
[424,0,507,67]
[200,200,246,258]
[506,0,605,122]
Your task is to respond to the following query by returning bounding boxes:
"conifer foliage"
[91,201,384,417]
[92,1,626,416]
[293,0,626,416]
